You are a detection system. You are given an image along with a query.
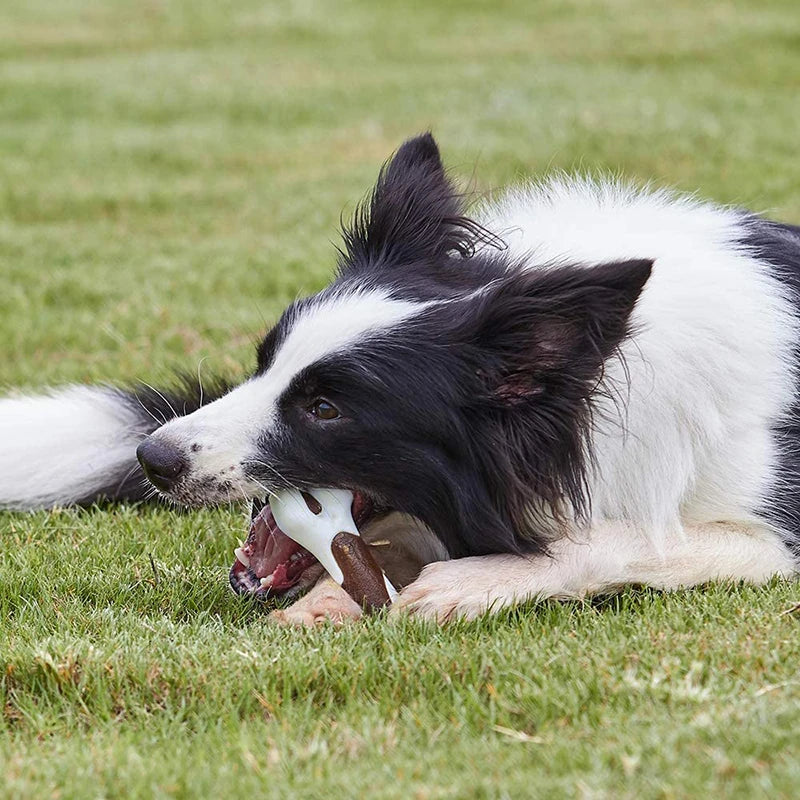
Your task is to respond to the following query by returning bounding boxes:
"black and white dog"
[2,133,799,623]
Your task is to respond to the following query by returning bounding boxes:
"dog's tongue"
[233,503,317,591]
[230,492,377,599]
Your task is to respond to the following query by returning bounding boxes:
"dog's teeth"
[260,576,272,587]
[234,547,250,567]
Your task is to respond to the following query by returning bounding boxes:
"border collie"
[2,133,799,624]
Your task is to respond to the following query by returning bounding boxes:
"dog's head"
[137,133,651,597]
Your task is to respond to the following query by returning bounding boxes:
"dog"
[2,133,799,624]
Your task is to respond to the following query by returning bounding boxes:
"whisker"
[242,458,300,492]
[196,357,208,408]
[246,475,280,503]
[114,462,141,497]
[133,394,168,427]
[140,382,180,421]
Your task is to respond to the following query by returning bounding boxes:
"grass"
[1,0,800,796]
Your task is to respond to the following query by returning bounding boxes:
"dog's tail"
[0,378,229,510]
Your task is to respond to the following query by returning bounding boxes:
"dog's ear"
[470,259,653,405]
[454,258,652,539]
[339,133,496,273]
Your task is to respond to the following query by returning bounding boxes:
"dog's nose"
[136,437,187,490]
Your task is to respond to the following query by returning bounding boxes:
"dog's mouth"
[229,492,377,602]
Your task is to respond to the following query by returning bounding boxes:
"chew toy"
[270,488,398,610]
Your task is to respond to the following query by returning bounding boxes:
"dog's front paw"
[269,578,363,627]
[391,557,516,623]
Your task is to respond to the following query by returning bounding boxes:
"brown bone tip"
[331,531,391,610]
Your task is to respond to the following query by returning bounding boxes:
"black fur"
[84,134,650,560]
[243,136,651,557]
[339,133,504,270]
[740,217,800,557]
[336,133,508,301]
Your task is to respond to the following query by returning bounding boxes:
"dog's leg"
[270,576,363,627]
[391,522,796,622]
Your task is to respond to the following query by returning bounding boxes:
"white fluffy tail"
[0,386,149,510]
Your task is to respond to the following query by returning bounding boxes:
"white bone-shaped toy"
[270,487,398,608]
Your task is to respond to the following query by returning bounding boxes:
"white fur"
[0,386,144,509]
[382,175,800,616]
[274,517,796,625]
[152,287,426,496]
[481,178,799,547]
[392,520,797,621]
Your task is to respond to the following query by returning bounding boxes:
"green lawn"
[2,0,800,796]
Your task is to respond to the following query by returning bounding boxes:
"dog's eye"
[308,398,340,420]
